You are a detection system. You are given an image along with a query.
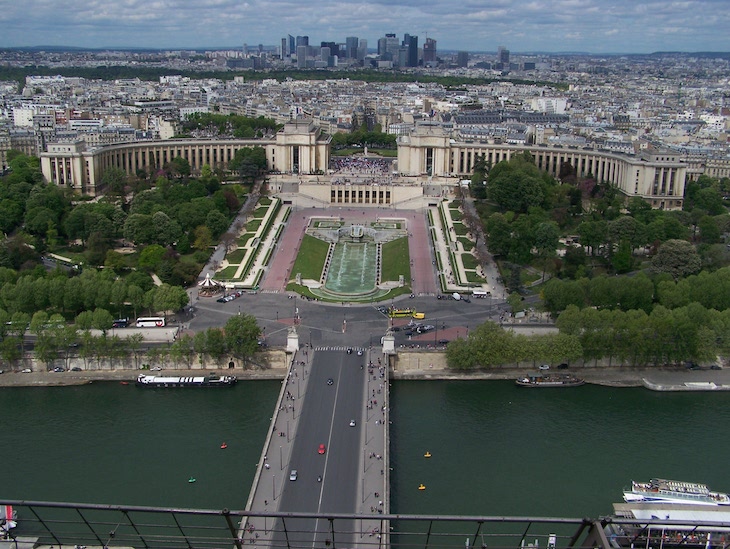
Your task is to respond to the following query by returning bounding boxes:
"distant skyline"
[0,0,729,54]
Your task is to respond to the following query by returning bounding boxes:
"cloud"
[0,0,728,53]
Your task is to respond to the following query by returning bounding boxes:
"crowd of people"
[330,156,395,186]
[330,156,392,174]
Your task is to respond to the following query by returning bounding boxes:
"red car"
[318,443,326,455]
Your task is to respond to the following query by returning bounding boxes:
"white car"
[357,349,363,356]
[151,366,162,371]
[538,364,550,371]
[289,470,298,481]
[349,419,356,427]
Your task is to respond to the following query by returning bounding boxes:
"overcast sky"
[0,0,728,54]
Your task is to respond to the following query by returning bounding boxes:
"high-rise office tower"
[321,41,339,57]
[357,38,367,61]
[423,38,437,64]
[288,35,295,56]
[498,46,510,66]
[297,45,307,68]
[345,36,358,59]
[281,38,288,58]
[403,33,418,67]
[296,35,309,47]
[378,33,399,60]
[456,51,469,68]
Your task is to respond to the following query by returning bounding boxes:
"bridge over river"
[241,346,390,547]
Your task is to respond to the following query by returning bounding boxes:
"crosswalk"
[314,346,367,353]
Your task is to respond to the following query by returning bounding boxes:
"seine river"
[3,379,730,519]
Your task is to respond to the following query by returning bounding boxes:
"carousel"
[198,273,223,297]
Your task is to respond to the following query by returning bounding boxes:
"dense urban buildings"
[1,41,729,211]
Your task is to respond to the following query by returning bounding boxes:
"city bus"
[135,317,166,328]
[472,290,491,299]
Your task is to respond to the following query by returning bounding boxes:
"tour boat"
[136,374,237,388]
[624,479,730,506]
[1,504,16,532]
[515,374,585,387]
[220,442,228,449]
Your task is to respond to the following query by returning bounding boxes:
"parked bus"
[135,317,166,328]
[472,290,491,298]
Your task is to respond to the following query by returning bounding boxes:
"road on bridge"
[271,349,369,546]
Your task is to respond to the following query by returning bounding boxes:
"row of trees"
[330,125,397,150]
[179,113,279,139]
[544,266,730,316]
[446,301,730,369]
[0,267,188,319]
[446,321,582,369]
[555,303,730,366]
[0,313,262,371]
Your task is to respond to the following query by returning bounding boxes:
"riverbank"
[1,356,724,389]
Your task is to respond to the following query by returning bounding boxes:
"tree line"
[446,302,730,369]
[0,311,262,372]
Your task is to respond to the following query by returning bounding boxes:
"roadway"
[269,349,367,547]
[241,344,387,548]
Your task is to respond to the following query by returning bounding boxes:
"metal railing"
[3,500,729,549]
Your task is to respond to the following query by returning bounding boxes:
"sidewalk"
[241,348,310,543]
[357,349,389,543]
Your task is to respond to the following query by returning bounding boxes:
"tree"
[651,239,702,280]
[151,211,182,247]
[487,156,547,214]
[577,220,608,256]
[138,244,166,271]
[153,284,189,315]
[484,213,513,257]
[193,225,213,252]
[534,221,560,280]
[167,156,191,180]
[92,308,114,335]
[205,327,227,361]
[205,210,230,238]
[101,167,128,197]
[698,215,721,244]
[126,332,145,369]
[224,314,261,366]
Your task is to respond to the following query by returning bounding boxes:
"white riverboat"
[1,504,16,532]
[136,374,237,388]
[624,479,730,506]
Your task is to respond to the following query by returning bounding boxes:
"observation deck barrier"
[4,499,729,549]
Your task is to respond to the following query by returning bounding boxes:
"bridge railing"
[2,499,725,549]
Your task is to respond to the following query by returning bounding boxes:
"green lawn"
[238,234,255,247]
[226,248,247,264]
[381,237,411,282]
[449,209,463,221]
[216,265,238,279]
[461,253,479,270]
[253,206,268,218]
[457,236,474,250]
[246,218,262,232]
[290,234,330,280]
[453,222,468,236]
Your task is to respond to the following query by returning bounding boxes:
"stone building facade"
[38,119,711,210]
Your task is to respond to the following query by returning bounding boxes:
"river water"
[3,379,730,519]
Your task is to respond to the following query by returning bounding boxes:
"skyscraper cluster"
[281,32,433,69]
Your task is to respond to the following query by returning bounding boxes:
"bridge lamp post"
[273,475,276,501]
[279,445,283,471]
[287,420,290,442]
